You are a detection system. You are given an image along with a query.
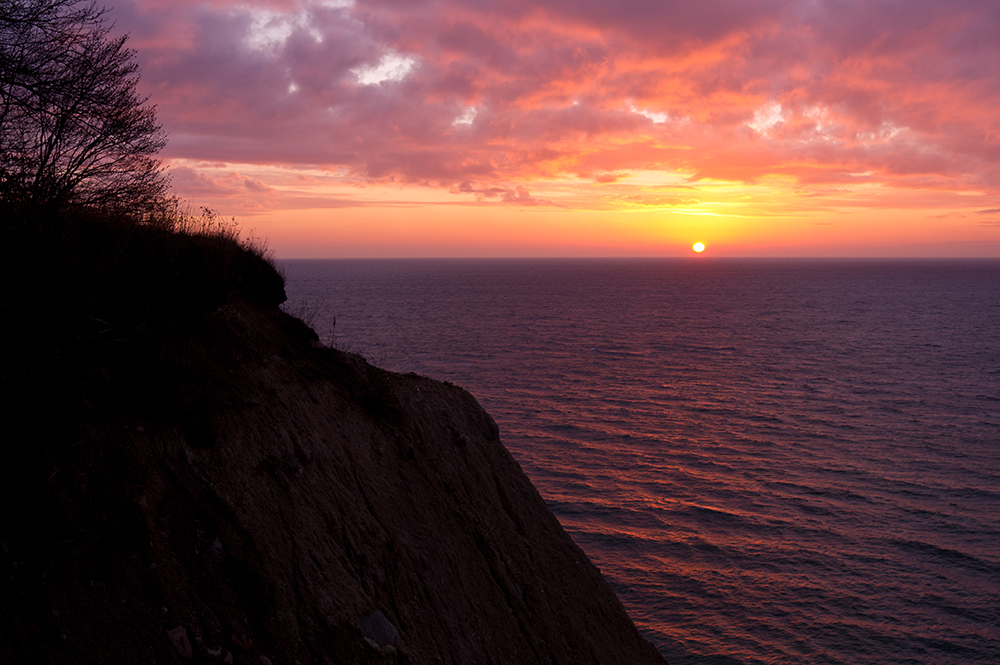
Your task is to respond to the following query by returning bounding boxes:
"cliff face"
[0,214,667,664]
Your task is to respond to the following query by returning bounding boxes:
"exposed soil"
[0,212,667,664]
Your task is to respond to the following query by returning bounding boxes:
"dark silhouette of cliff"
[0,209,668,664]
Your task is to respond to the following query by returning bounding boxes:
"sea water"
[280,258,1000,665]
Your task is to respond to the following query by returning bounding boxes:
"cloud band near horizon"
[108,0,1000,255]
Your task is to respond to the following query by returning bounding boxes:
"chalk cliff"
[0,213,667,664]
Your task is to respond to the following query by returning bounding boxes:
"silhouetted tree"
[0,0,168,214]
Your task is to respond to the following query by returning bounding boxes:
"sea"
[279,258,1000,665]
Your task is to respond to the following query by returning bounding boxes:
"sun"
[692,242,706,253]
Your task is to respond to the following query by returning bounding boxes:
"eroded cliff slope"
[0,212,667,664]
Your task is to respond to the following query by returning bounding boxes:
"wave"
[283,257,1000,665]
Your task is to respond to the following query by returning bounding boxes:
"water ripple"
[284,258,1000,665]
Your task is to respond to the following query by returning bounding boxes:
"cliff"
[0,211,667,664]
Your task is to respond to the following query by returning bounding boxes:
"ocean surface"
[280,258,1000,665]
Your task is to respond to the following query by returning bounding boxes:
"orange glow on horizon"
[122,1,1000,258]
[188,160,1000,258]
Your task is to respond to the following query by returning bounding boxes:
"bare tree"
[0,0,169,214]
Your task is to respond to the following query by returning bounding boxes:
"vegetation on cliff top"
[2,0,291,559]
[0,204,288,555]
[0,205,667,664]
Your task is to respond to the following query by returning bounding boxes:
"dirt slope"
[0,214,667,664]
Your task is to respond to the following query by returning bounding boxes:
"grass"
[0,202,288,562]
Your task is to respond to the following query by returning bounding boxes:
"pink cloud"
[593,172,628,184]
[167,165,276,217]
[451,181,562,207]
[112,0,1000,200]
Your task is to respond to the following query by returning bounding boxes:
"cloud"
[452,106,478,126]
[169,164,274,199]
[452,181,562,207]
[112,0,1000,203]
[617,195,700,207]
[593,172,629,183]
[352,52,417,85]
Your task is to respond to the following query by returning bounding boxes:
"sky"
[110,0,1000,257]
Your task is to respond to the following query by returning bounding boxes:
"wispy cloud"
[451,181,564,207]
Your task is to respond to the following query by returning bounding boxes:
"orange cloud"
[113,0,1000,256]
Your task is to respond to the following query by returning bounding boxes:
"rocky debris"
[209,536,224,564]
[167,626,192,659]
[360,610,399,648]
[231,630,252,650]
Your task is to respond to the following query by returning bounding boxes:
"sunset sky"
[111,0,1000,257]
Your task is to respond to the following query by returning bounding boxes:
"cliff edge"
[0,211,667,664]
